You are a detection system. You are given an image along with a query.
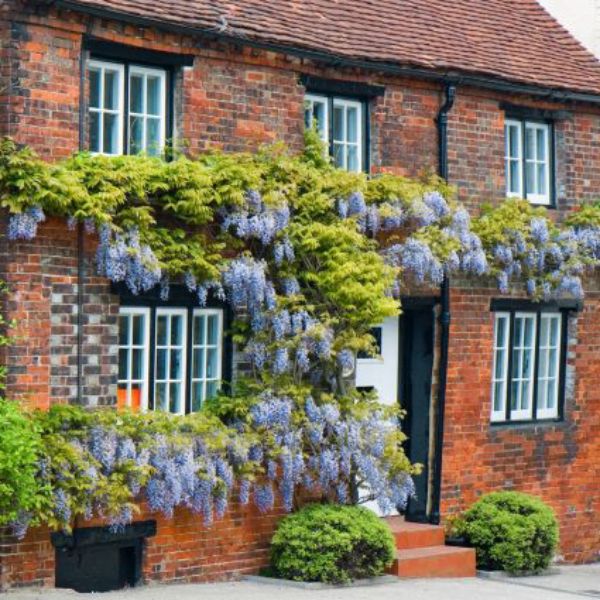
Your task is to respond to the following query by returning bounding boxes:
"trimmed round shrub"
[270,503,395,583]
[457,491,559,573]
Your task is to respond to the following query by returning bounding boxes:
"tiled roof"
[54,0,600,96]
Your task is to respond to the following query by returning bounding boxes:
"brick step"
[387,545,477,578]
[384,516,446,549]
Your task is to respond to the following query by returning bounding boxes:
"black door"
[401,306,435,522]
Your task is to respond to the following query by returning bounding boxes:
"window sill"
[489,417,564,430]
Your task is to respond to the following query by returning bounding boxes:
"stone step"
[384,516,446,549]
[387,545,477,578]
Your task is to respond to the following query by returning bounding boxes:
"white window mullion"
[491,312,510,422]
[510,312,536,421]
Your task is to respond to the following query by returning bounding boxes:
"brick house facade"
[1,0,600,589]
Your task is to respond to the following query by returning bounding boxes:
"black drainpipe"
[430,83,456,524]
[76,42,87,405]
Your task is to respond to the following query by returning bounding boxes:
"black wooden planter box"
[50,520,157,593]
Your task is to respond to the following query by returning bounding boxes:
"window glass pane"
[509,160,520,194]
[155,382,167,411]
[496,315,507,346]
[104,70,120,110]
[170,348,182,379]
[193,348,205,379]
[118,315,129,345]
[525,127,535,160]
[206,380,219,399]
[493,382,503,412]
[525,161,535,195]
[156,348,167,380]
[103,113,120,155]
[156,315,168,345]
[508,124,520,158]
[169,383,181,413]
[118,348,128,380]
[191,382,204,412]
[333,142,344,168]
[147,76,162,116]
[89,69,100,108]
[132,348,143,379]
[132,315,144,345]
[524,318,535,346]
[346,106,358,143]
[549,318,559,345]
[546,380,556,408]
[193,315,206,345]
[536,128,547,160]
[129,116,143,155]
[312,101,327,140]
[347,145,359,172]
[548,349,558,377]
[206,348,218,378]
[495,349,505,379]
[207,315,219,345]
[89,111,100,153]
[537,164,547,195]
[304,103,312,130]
[171,316,183,345]
[333,106,344,142]
[146,118,161,156]
[129,74,144,114]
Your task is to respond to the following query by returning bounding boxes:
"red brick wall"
[2,0,600,585]
[0,501,284,589]
[441,285,600,563]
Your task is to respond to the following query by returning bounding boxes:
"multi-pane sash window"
[491,310,564,423]
[118,307,150,410]
[118,303,224,414]
[305,93,364,172]
[88,59,166,156]
[505,118,552,205]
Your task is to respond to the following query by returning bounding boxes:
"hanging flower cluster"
[96,225,162,295]
[7,206,45,241]
[473,200,596,300]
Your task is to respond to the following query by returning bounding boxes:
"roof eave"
[45,0,600,105]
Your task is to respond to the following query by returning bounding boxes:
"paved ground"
[6,564,600,600]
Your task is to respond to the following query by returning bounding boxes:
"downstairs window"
[491,309,566,423]
[118,295,225,414]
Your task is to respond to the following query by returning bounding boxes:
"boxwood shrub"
[457,491,559,573]
[270,503,395,583]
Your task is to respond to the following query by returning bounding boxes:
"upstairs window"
[88,59,167,156]
[305,93,364,172]
[491,309,565,423]
[505,118,552,205]
[117,291,226,414]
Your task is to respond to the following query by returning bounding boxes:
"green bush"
[456,491,559,573]
[270,503,395,583]
[0,399,44,526]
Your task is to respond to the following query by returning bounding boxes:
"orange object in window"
[116,387,142,412]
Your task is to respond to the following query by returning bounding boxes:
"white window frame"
[504,118,551,205]
[304,93,329,146]
[88,60,125,156]
[127,65,167,156]
[524,122,551,205]
[491,309,564,423]
[536,314,561,420]
[505,119,523,199]
[510,312,537,421]
[304,93,364,173]
[118,306,150,411]
[491,312,510,422]
[332,97,363,173]
[154,307,188,416]
[191,308,223,411]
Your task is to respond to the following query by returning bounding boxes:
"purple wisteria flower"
[8,206,46,241]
